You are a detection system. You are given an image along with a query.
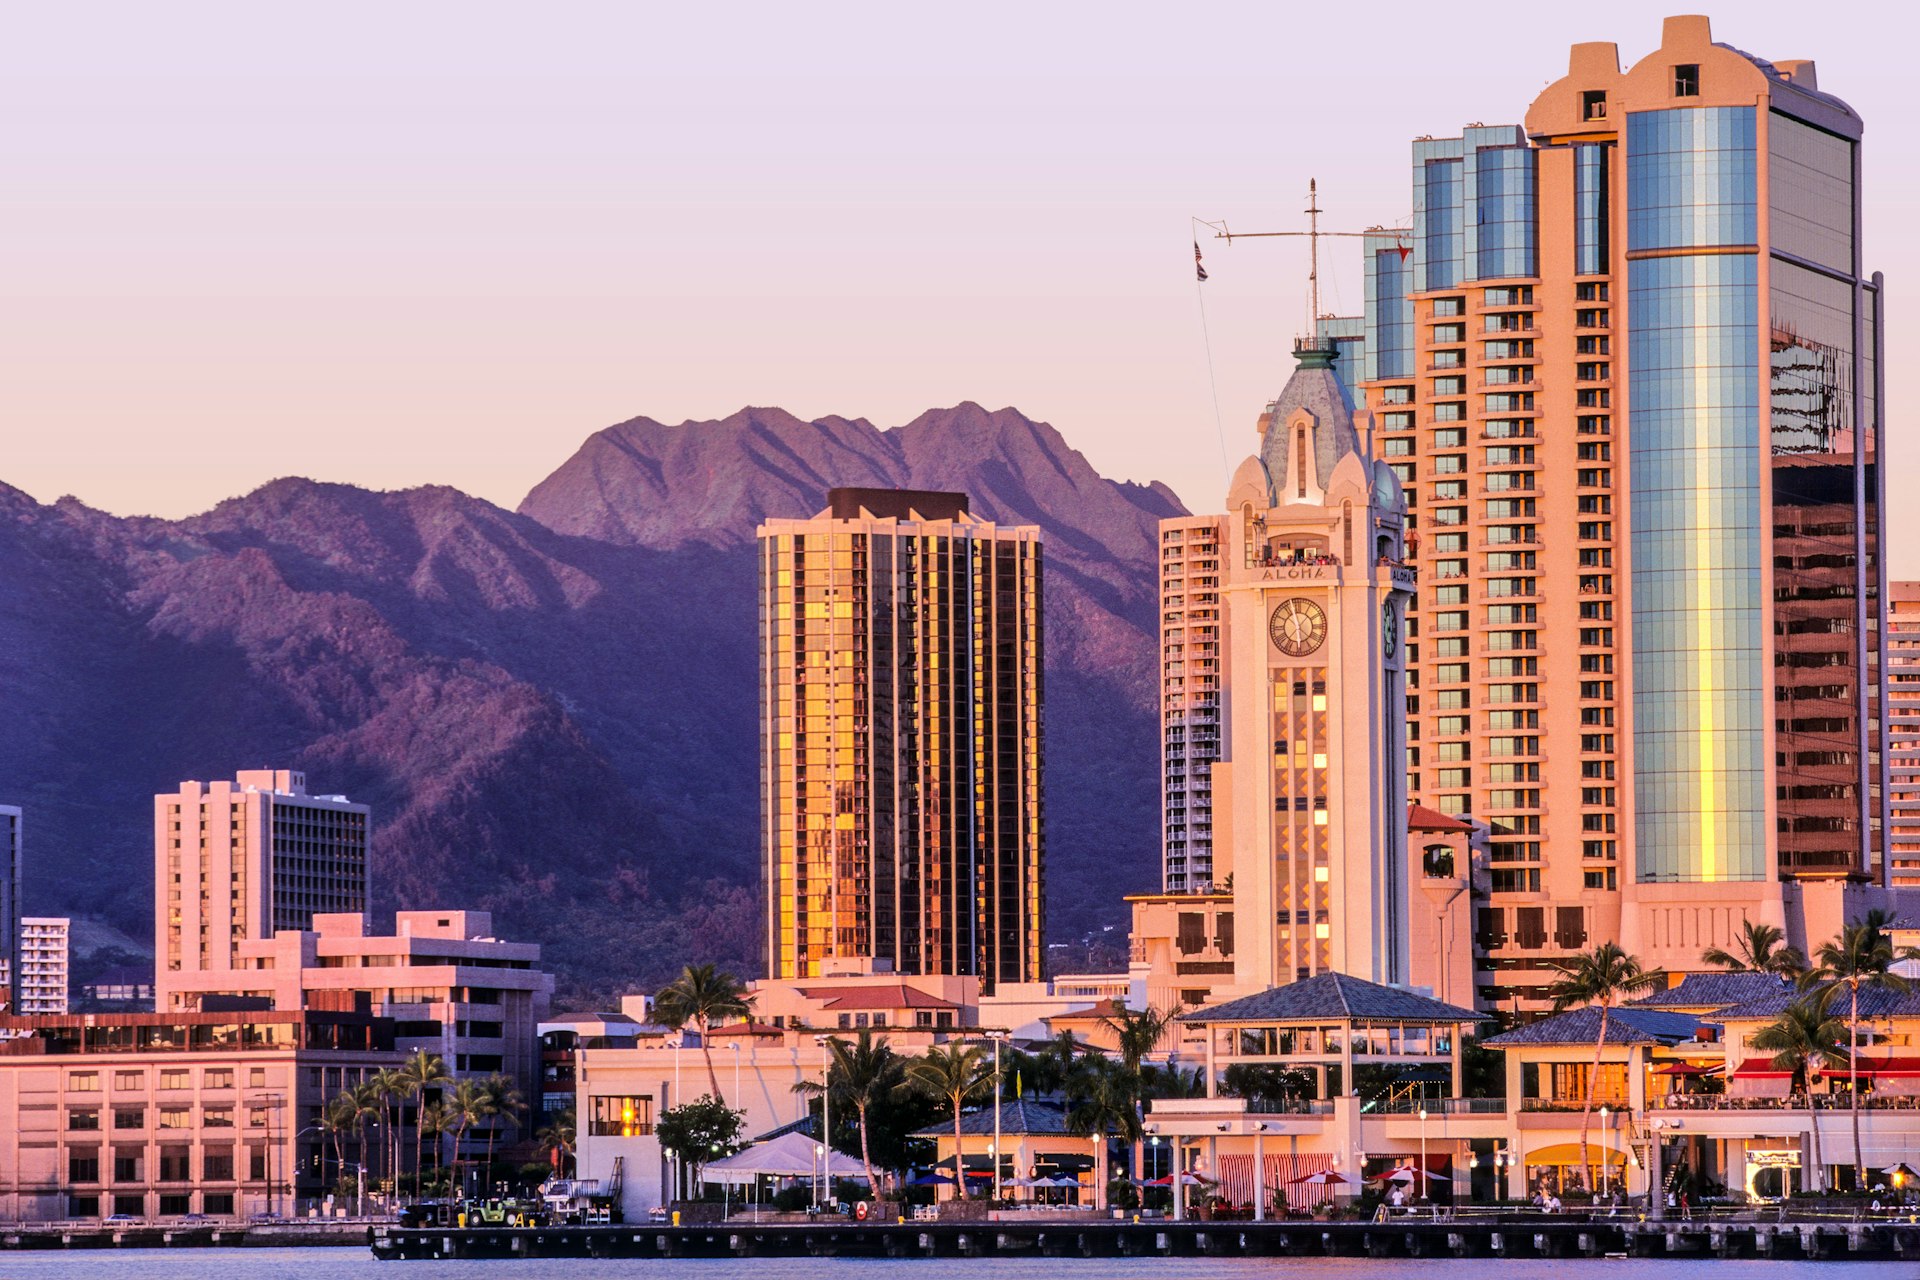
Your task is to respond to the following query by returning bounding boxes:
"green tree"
[1064,1056,1141,1210]
[656,1095,745,1199]
[368,1068,406,1189]
[481,1075,526,1187]
[1098,1003,1182,1183]
[442,1078,492,1194]
[1702,920,1807,978]
[320,1091,357,1190]
[1220,1062,1315,1111]
[1750,999,1848,1191]
[1034,1031,1082,1096]
[397,1050,452,1197]
[654,964,754,1102]
[536,1108,577,1177]
[1804,909,1917,1190]
[343,1080,383,1192]
[820,1030,905,1194]
[1548,942,1664,1193]
[901,1044,993,1198]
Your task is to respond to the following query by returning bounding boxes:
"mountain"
[0,405,1182,1001]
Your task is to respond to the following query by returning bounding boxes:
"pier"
[369,1216,1920,1262]
[0,1221,372,1250]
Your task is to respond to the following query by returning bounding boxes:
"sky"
[3,2,1915,567]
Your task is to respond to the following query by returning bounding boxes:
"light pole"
[251,1092,286,1220]
[1418,1108,1428,1204]
[1599,1106,1610,1198]
[730,1042,743,1108]
[983,1030,1008,1203]
[812,1035,831,1210]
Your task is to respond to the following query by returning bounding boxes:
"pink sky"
[3,3,1914,568]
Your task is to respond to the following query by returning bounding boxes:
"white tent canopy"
[702,1131,869,1186]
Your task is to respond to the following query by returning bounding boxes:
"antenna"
[1198,182,1409,338]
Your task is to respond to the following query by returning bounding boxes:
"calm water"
[0,1252,1912,1279]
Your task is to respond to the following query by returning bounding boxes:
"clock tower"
[1212,338,1415,990]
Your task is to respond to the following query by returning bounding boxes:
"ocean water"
[0,1252,1912,1279]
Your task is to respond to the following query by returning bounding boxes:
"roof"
[912,1098,1074,1139]
[1408,804,1471,833]
[1178,972,1483,1026]
[1708,980,1920,1024]
[1632,972,1794,1010]
[1483,1006,1704,1049]
[796,984,959,1011]
[1258,342,1362,498]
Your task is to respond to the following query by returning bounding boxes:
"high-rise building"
[0,806,18,1014]
[1887,583,1920,887]
[1160,513,1226,893]
[758,488,1044,988]
[155,770,369,984]
[17,918,68,1016]
[1194,340,1414,988]
[1352,15,1884,991]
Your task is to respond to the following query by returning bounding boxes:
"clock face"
[1382,603,1398,659]
[1269,598,1328,657]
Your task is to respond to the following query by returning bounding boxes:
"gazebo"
[910,1098,1092,1203]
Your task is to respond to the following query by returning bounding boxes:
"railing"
[1652,1092,1920,1112]
[1366,1096,1507,1116]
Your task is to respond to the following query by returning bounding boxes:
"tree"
[820,1030,905,1194]
[368,1068,406,1190]
[398,1050,452,1197]
[417,1101,448,1195]
[1220,1062,1315,1111]
[536,1108,577,1177]
[344,1081,383,1193]
[481,1075,526,1187]
[1702,920,1807,979]
[320,1091,357,1191]
[1548,942,1664,1193]
[1804,909,1917,1191]
[655,1095,745,1199]
[1098,1003,1182,1184]
[654,964,754,1102]
[901,1044,993,1198]
[1064,1056,1142,1210]
[1034,1031,1082,1096]
[1751,999,1848,1191]
[443,1078,492,1196]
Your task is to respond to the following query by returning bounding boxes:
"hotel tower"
[757,488,1044,988]
[1351,15,1885,997]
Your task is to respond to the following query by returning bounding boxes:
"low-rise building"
[0,1006,400,1221]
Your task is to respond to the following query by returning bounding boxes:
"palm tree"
[443,1078,491,1197]
[320,1091,356,1190]
[537,1108,577,1177]
[397,1050,451,1197]
[1804,909,1917,1190]
[417,1101,447,1196]
[1750,999,1848,1191]
[1064,1056,1141,1210]
[1548,942,1664,1194]
[654,964,754,1101]
[1098,1003,1181,1185]
[477,1075,524,1188]
[901,1043,994,1198]
[345,1080,383,1193]
[818,1030,905,1194]
[368,1068,406,1189]
[1034,1030,1081,1096]
[1702,919,1807,978]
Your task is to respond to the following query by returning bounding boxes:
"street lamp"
[812,1035,831,1210]
[1599,1106,1610,1197]
[1418,1109,1428,1204]
[983,1030,1009,1202]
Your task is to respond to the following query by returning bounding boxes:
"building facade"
[18,918,69,1016]
[0,806,18,1014]
[1887,582,1920,887]
[1200,340,1415,989]
[1356,15,1884,996]
[1160,515,1227,892]
[156,770,369,982]
[757,488,1044,988]
[0,1008,400,1221]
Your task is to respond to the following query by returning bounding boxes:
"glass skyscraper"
[1356,15,1883,996]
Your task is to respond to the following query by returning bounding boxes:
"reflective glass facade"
[1574,144,1611,275]
[1365,239,1414,381]
[1769,112,1854,272]
[1421,159,1464,290]
[1473,147,1537,279]
[1625,108,1757,251]
[1628,253,1767,881]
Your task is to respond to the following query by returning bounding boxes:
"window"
[248,1147,269,1181]
[1583,90,1607,121]
[204,1148,234,1181]
[1515,906,1548,947]
[1674,64,1699,96]
[248,1069,266,1089]
[159,1193,192,1216]
[159,1147,192,1182]
[204,1106,234,1128]
[248,1107,270,1130]
[113,1107,144,1131]
[113,1195,144,1218]
[204,1193,234,1215]
[113,1149,143,1183]
[203,1070,234,1091]
[68,1071,100,1093]
[588,1094,655,1137]
[69,1109,100,1131]
[69,1149,101,1183]
[158,1070,191,1091]
[158,1107,192,1130]
[113,1071,145,1091]
[67,1195,99,1219]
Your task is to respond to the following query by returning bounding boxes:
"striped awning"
[1216,1153,1336,1211]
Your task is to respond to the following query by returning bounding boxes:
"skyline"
[5,3,1916,572]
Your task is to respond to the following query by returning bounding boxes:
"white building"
[18,917,68,1015]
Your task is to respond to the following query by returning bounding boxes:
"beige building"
[1204,339,1415,990]
[757,488,1044,988]
[1887,582,1920,886]
[156,770,368,982]
[158,910,553,1151]
[19,917,69,1016]
[1160,514,1227,893]
[1350,15,1886,1002]
[0,1007,400,1221]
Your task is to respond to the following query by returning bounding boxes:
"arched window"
[1295,427,1309,498]
[1343,501,1354,564]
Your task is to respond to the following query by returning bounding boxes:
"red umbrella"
[1288,1170,1353,1186]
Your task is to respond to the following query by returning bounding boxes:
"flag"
[1395,238,1412,263]
[1194,241,1208,282]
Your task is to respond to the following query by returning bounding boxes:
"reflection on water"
[0,1251,1912,1279]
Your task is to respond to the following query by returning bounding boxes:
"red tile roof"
[795,984,959,1011]
[1407,804,1471,833]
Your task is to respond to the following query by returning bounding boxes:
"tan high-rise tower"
[757,488,1044,988]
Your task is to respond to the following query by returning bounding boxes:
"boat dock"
[369,1217,1920,1262]
[1,1221,372,1250]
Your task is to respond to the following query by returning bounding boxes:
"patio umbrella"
[1043,1174,1082,1188]
[1881,1162,1920,1182]
[1288,1170,1352,1186]
[906,1172,955,1187]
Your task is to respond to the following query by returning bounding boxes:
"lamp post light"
[812,1035,834,1210]
[1418,1109,1429,1204]
[1599,1106,1610,1198]
[983,1030,1009,1203]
